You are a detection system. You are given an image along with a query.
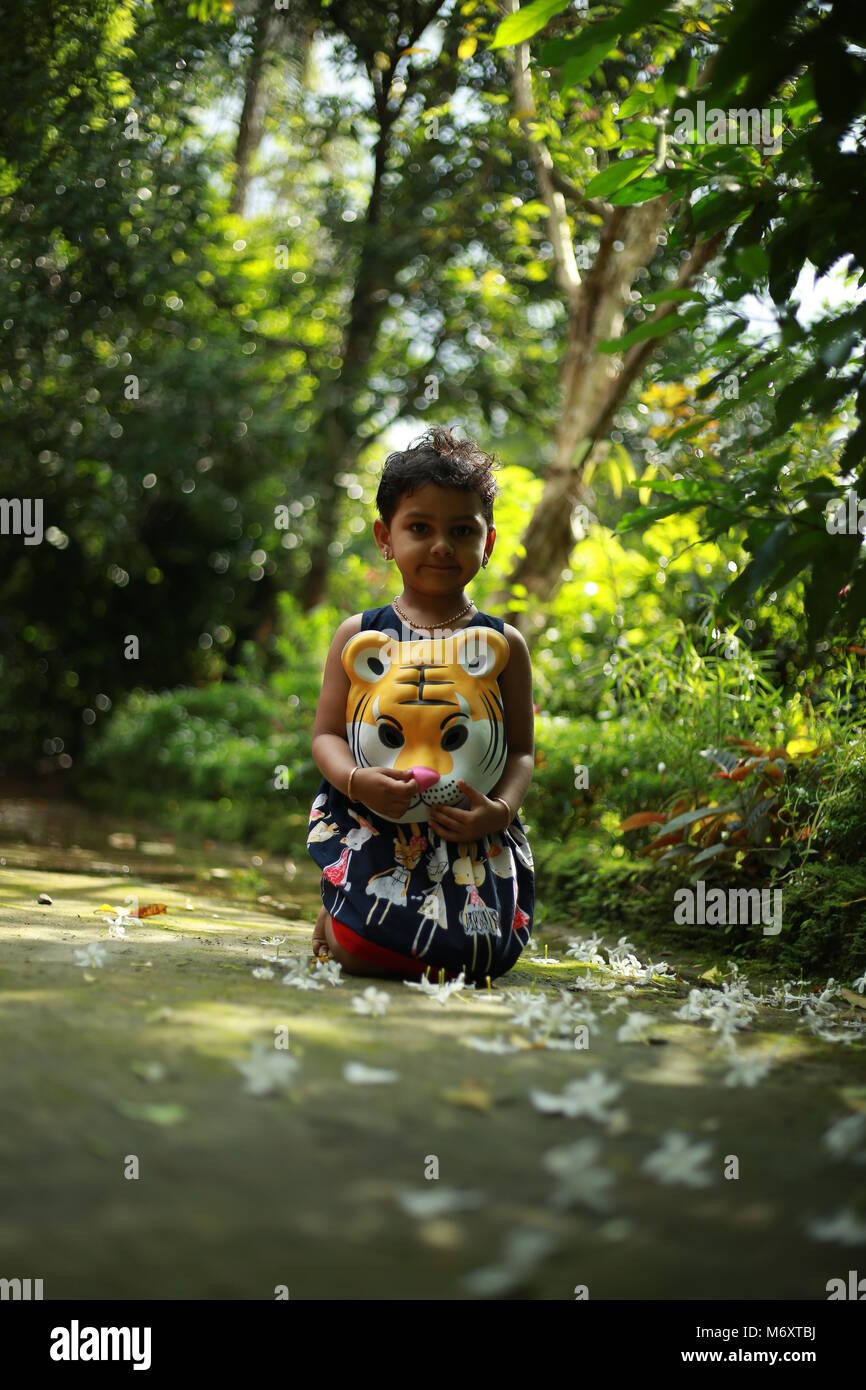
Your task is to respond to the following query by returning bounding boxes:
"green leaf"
[644,287,707,307]
[490,0,572,49]
[617,87,653,119]
[586,154,655,198]
[607,175,670,205]
[598,306,703,353]
[690,842,734,866]
[660,804,738,837]
[561,39,622,88]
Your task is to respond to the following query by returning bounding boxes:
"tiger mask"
[341,628,510,824]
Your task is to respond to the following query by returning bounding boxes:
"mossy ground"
[1,798,865,1299]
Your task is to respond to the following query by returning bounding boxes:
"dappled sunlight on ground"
[1,814,865,1299]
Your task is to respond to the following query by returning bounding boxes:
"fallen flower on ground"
[397,1187,485,1218]
[462,1035,519,1054]
[641,1132,714,1188]
[460,1228,558,1296]
[351,986,390,1017]
[806,1208,866,1245]
[616,1011,657,1043]
[74,944,107,969]
[404,971,466,1004]
[314,957,343,986]
[281,956,325,990]
[542,1136,616,1212]
[822,1112,866,1160]
[235,1042,299,1097]
[530,1071,623,1122]
[721,1043,781,1087]
[344,1061,399,1085]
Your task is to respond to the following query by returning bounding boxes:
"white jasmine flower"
[314,958,343,986]
[529,954,560,964]
[351,986,390,1016]
[397,1187,484,1218]
[674,988,706,1021]
[343,1061,399,1085]
[509,999,550,1028]
[721,1046,780,1087]
[108,924,127,939]
[103,908,135,930]
[281,962,325,991]
[260,936,287,946]
[616,1011,657,1043]
[74,944,107,968]
[251,966,275,980]
[807,1021,854,1044]
[235,1042,299,1097]
[602,997,630,1015]
[404,971,466,1004]
[822,1113,866,1160]
[806,1208,866,1245]
[542,1137,616,1211]
[851,970,866,993]
[530,1071,623,1122]
[572,974,617,993]
[641,1132,714,1188]
[462,1035,518,1054]
[461,1229,558,1297]
[564,932,605,961]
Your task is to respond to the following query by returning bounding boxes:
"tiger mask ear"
[341,628,510,685]
[341,630,394,685]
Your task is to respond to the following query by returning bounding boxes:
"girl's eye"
[409,524,474,535]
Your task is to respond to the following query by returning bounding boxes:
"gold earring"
[482,555,489,568]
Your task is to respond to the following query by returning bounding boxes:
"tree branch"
[504,0,581,303]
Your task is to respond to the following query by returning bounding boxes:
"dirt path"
[1,802,864,1299]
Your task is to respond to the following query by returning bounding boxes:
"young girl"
[306,426,535,985]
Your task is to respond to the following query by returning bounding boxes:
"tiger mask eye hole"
[442,725,468,751]
[377,725,404,749]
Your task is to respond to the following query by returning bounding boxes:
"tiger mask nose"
[410,766,440,791]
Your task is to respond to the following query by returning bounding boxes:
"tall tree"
[487,0,866,641]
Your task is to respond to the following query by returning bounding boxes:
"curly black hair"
[375,425,500,529]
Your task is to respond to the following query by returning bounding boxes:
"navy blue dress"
[306,604,535,982]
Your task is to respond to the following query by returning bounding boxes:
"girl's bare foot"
[312,905,333,960]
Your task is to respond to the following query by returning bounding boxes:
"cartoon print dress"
[306,604,535,982]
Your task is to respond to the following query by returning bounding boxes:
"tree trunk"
[497,1,725,634]
[298,1,454,611]
[230,0,278,217]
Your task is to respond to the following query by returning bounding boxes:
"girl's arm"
[491,623,535,817]
[311,613,365,794]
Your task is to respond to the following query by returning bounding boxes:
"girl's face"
[374,483,493,592]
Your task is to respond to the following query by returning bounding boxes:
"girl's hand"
[427,780,509,842]
[353,766,419,820]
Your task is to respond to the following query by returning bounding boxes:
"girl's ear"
[373,517,390,554]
